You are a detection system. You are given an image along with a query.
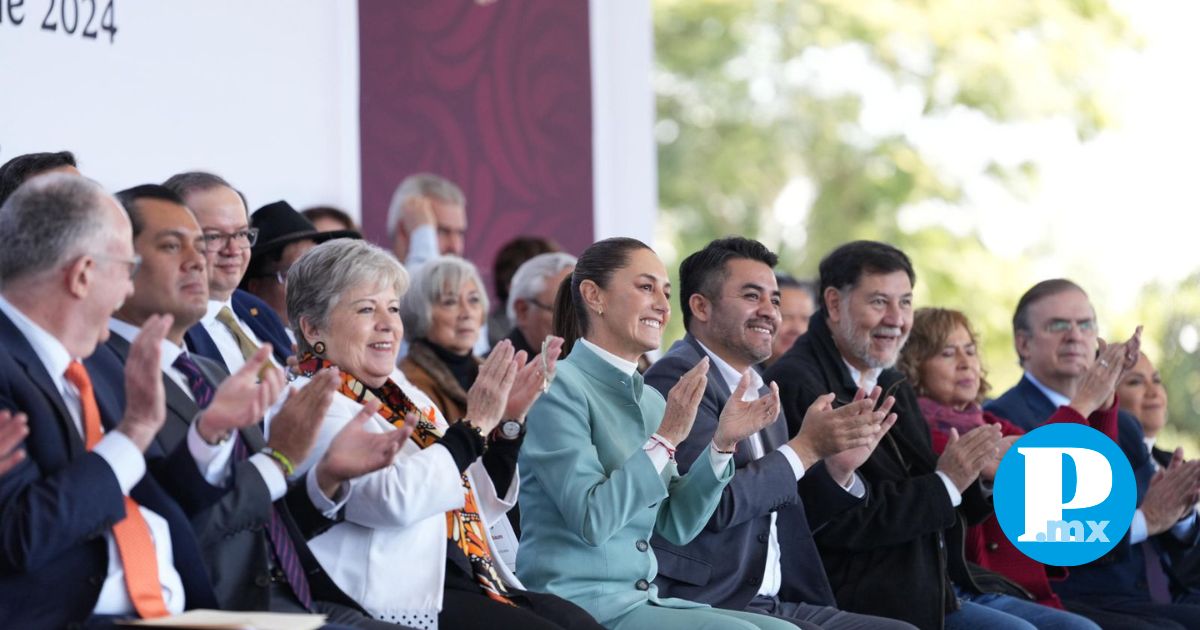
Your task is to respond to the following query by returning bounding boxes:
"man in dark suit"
[87,184,412,629]
[764,241,1103,630]
[162,171,293,371]
[986,279,1200,628]
[0,173,225,627]
[645,237,911,630]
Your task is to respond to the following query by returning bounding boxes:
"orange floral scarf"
[296,355,514,605]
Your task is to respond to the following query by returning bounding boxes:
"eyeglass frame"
[1039,318,1097,335]
[527,297,555,312]
[201,227,260,251]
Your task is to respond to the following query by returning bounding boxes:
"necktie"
[1142,541,1174,603]
[172,353,214,408]
[232,437,314,609]
[215,307,259,361]
[64,361,170,619]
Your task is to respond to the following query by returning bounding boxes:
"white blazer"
[266,368,521,629]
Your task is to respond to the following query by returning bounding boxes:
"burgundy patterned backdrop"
[358,0,594,295]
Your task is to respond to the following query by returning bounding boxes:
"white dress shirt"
[0,297,186,616]
[700,341,862,597]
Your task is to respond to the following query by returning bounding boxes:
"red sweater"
[926,401,1120,609]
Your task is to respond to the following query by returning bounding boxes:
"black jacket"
[763,313,994,630]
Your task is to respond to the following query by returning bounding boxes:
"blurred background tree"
[653,0,1200,447]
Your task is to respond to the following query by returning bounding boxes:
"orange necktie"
[65,361,170,619]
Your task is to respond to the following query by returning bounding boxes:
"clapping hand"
[315,400,412,497]
[787,388,886,470]
[936,423,1003,492]
[503,336,564,422]
[1142,449,1200,535]
[198,345,286,443]
[823,387,899,484]
[657,358,709,446]
[712,372,781,452]
[465,340,519,434]
[266,368,340,471]
[118,314,172,451]
[0,410,28,476]
[1070,326,1143,417]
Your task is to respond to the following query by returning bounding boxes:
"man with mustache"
[764,241,1069,629]
[645,237,911,630]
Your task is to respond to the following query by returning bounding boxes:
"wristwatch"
[496,419,525,441]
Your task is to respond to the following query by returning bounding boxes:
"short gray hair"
[386,173,466,238]
[286,239,409,354]
[0,173,110,285]
[400,255,489,340]
[507,252,577,321]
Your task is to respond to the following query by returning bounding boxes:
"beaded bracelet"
[260,447,295,476]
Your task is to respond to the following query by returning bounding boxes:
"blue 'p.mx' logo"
[993,423,1137,566]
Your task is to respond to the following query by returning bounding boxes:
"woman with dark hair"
[517,238,793,630]
[898,307,1139,628]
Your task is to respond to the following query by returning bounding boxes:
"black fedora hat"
[249,200,360,262]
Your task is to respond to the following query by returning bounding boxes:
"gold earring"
[313,341,326,355]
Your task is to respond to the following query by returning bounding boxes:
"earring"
[313,341,326,355]
[597,307,604,316]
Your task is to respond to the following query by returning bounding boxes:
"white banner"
[0,0,360,217]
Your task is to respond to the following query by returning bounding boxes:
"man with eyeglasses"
[501,252,576,358]
[987,279,1200,629]
[240,201,360,344]
[163,172,292,373]
[0,173,226,627]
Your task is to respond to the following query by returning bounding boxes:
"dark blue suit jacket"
[184,290,293,371]
[0,311,221,628]
[985,375,1196,602]
[645,334,861,610]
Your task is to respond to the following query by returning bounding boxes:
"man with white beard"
[763,241,1063,630]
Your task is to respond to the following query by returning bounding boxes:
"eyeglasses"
[202,228,259,251]
[528,298,554,312]
[93,253,142,279]
[1043,319,1096,335]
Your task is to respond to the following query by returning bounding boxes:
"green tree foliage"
[652,0,1186,400]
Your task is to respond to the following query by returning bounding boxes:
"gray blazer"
[643,334,863,610]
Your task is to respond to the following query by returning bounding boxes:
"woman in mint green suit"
[517,238,794,630]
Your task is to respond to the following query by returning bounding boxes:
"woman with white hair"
[400,255,565,424]
[267,240,597,629]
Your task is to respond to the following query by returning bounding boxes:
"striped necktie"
[232,436,313,609]
[171,352,214,407]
